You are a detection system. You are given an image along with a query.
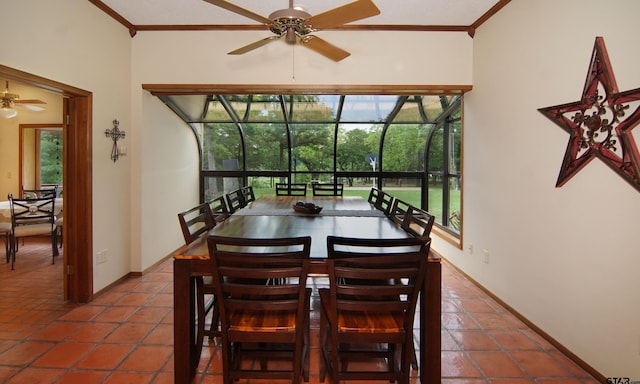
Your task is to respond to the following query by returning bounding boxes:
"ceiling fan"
[0,81,46,119]
[202,0,380,61]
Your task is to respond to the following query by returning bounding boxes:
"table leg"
[421,259,442,383]
[174,259,198,382]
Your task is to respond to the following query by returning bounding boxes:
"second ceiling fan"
[203,0,380,61]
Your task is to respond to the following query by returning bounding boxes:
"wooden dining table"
[173,195,441,383]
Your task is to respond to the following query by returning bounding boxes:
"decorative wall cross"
[538,37,640,192]
[105,119,126,163]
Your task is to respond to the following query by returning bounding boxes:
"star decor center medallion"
[538,37,640,192]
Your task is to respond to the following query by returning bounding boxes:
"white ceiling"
[97,0,503,28]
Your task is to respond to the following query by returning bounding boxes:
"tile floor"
[0,238,600,383]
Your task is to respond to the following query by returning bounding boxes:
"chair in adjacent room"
[8,194,59,270]
[403,206,435,241]
[312,183,344,196]
[21,186,58,199]
[207,195,231,223]
[206,235,312,384]
[225,189,246,213]
[276,183,307,196]
[319,236,429,384]
[177,203,218,346]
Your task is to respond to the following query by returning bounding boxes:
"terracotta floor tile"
[57,305,105,321]
[27,321,84,341]
[114,292,153,306]
[75,344,134,369]
[118,345,173,371]
[488,330,542,351]
[441,351,483,378]
[0,341,54,365]
[4,367,64,384]
[141,323,174,345]
[449,330,501,350]
[127,307,171,324]
[468,351,527,377]
[470,312,520,330]
[31,342,93,368]
[510,351,572,377]
[442,312,481,330]
[103,322,154,344]
[102,371,155,384]
[93,305,138,322]
[457,298,498,313]
[56,369,109,384]
[65,322,119,342]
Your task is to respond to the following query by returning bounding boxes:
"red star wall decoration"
[539,36,640,192]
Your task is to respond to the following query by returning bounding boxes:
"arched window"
[157,91,464,242]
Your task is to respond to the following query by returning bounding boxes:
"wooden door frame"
[1,65,93,303]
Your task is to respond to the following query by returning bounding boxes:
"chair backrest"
[207,195,230,223]
[241,186,256,204]
[367,187,380,204]
[9,194,56,229]
[389,197,411,225]
[276,183,307,196]
[325,236,429,333]
[206,235,311,332]
[374,189,394,215]
[177,203,215,244]
[403,206,435,240]
[21,187,57,200]
[225,189,246,213]
[312,183,344,196]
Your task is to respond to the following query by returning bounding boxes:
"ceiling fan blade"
[202,0,273,24]
[229,36,281,55]
[14,99,46,105]
[300,35,350,62]
[306,0,380,30]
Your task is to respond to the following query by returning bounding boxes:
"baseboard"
[436,252,605,383]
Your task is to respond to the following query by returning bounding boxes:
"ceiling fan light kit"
[0,81,47,119]
[203,0,380,61]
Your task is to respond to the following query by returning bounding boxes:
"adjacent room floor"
[0,238,599,383]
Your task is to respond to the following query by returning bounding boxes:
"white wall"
[0,0,133,292]
[434,0,640,377]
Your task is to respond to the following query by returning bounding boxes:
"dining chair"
[403,206,435,241]
[21,186,58,200]
[207,195,230,223]
[389,197,411,226]
[241,185,256,204]
[367,187,380,204]
[177,203,219,349]
[225,189,246,213]
[312,183,344,196]
[373,189,394,215]
[8,194,59,270]
[320,236,429,384]
[206,235,312,384]
[177,203,215,245]
[276,183,307,196]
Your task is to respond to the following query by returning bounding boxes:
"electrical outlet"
[468,243,474,255]
[483,249,490,264]
[97,249,108,264]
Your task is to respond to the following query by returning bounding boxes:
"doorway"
[0,65,93,303]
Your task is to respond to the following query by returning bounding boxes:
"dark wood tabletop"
[173,195,441,383]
